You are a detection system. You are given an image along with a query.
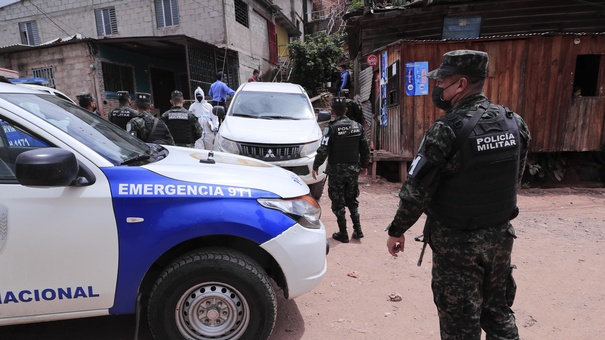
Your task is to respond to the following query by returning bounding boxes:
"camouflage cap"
[331,96,347,113]
[171,90,183,98]
[117,91,130,100]
[427,50,489,79]
[135,92,151,104]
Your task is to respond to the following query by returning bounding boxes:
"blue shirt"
[340,70,350,91]
[208,80,235,102]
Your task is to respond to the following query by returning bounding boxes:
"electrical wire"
[24,0,75,36]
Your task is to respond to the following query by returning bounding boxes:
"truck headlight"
[215,134,239,154]
[299,139,320,157]
[258,195,322,229]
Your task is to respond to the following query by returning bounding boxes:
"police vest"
[163,108,194,144]
[426,104,521,230]
[327,117,363,164]
[142,115,171,144]
[110,107,138,130]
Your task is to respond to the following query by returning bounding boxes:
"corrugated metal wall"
[373,34,605,159]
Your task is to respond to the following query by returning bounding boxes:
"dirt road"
[1,177,603,339]
[270,177,605,340]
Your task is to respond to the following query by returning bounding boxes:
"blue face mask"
[431,78,460,110]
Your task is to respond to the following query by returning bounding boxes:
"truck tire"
[309,177,326,200]
[148,248,277,340]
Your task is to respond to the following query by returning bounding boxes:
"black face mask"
[431,78,460,111]
[196,96,203,102]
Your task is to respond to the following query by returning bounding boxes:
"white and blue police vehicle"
[0,82,328,339]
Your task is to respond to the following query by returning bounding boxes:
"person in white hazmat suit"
[190,87,219,149]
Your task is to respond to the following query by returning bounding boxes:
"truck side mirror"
[212,106,225,119]
[317,110,331,122]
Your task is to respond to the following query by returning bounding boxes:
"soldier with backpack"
[127,92,175,145]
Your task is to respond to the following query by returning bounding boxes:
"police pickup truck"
[0,83,328,339]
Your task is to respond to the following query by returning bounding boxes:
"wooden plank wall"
[374,34,605,158]
[522,35,605,151]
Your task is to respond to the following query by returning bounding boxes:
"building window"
[32,67,55,88]
[155,0,179,28]
[19,21,40,46]
[573,54,602,97]
[95,7,118,36]
[235,0,249,28]
[101,62,135,93]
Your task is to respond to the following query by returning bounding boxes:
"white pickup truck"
[0,82,328,339]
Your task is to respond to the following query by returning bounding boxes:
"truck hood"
[143,146,308,198]
[219,116,321,144]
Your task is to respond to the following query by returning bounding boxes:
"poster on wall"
[380,51,388,126]
[404,62,429,96]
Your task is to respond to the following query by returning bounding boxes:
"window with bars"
[101,62,135,93]
[32,67,55,88]
[95,7,118,36]
[235,0,249,28]
[155,0,179,28]
[19,21,40,46]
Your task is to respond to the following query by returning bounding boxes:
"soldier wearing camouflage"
[127,92,175,145]
[385,50,531,340]
[313,96,370,243]
[108,91,139,130]
[161,90,203,147]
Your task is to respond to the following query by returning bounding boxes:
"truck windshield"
[1,93,150,166]
[229,91,315,119]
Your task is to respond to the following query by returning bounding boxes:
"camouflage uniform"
[313,98,371,242]
[109,105,139,130]
[127,111,175,145]
[387,50,531,340]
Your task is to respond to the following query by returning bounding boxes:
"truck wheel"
[309,177,326,200]
[148,248,277,340]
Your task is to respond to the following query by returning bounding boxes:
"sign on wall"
[380,51,388,126]
[366,54,378,66]
[404,62,429,96]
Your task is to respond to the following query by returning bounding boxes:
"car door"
[0,118,119,322]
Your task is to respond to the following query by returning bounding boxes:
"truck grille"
[239,143,301,161]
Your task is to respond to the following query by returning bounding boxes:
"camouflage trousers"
[327,173,360,220]
[429,220,519,340]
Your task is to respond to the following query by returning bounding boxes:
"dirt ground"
[1,175,603,340]
[270,175,605,340]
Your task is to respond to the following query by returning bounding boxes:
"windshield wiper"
[259,115,298,120]
[121,153,151,165]
[232,113,258,118]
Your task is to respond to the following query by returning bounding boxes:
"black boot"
[351,213,364,239]
[333,216,349,243]
[332,231,350,243]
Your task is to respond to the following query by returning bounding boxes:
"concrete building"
[0,0,315,115]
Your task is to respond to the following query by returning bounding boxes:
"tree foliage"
[287,31,347,97]
[349,0,365,11]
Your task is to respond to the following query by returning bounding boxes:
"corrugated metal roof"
[0,34,89,54]
[369,31,605,55]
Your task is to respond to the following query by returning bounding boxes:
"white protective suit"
[190,87,218,149]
